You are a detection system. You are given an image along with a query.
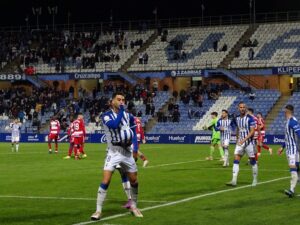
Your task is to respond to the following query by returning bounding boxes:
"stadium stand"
[19,30,154,74]
[231,22,300,68]
[268,92,300,134]
[149,89,281,134]
[128,25,248,71]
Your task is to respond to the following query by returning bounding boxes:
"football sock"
[210,146,214,157]
[219,146,224,158]
[130,182,139,208]
[232,160,240,184]
[16,144,19,152]
[290,169,298,193]
[257,145,261,153]
[122,181,132,200]
[55,142,58,151]
[223,147,229,164]
[48,143,52,150]
[96,183,109,212]
[262,144,270,150]
[68,144,73,156]
[250,159,258,181]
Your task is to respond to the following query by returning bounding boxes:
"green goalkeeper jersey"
[208,118,220,140]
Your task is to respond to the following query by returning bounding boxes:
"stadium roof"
[0,0,300,26]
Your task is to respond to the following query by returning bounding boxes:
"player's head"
[111,92,125,110]
[211,112,218,118]
[77,113,84,120]
[257,112,263,118]
[238,102,247,116]
[221,109,228,119]
[285,104,294,118]
[247,108,254,115]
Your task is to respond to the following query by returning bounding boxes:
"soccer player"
[256,112,272,155]
[204,112,224,161]
[91,92,143,220]
[10,119,22,152]
[215,110,235,167]
[278,105,300,197]
[48,116,60,154]
[71,113,86,160]
[64,118,75,159]
[133,116,149,167]
[226,102,258,187]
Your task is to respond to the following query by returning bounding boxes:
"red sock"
[68,144,73,156]
[140,154,147,161]
[55,142,58,151]
[48,142,52,150]
[255,153,258,161]
[80,144,85,154]
[262,144,270,150]
[257,145,261,153]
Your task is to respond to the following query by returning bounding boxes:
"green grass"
[0,143,298,225]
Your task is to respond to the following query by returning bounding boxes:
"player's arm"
[103,107,124,129]
[215,119,222,131]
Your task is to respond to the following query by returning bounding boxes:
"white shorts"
[103,150,137,173]
[286,150,299,166]
[11,136,20,143]
[222,139,230,147]
[234,143,255,158]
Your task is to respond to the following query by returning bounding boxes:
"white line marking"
[0,195,168,203]
[146,159,206,168]
[72,176,290,225]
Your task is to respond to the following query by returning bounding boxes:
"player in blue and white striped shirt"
[278,105,300,197]
[226,102,257,187]
[215,110,235,167]
[91,92,143,220]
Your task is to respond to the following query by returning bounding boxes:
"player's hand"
[238,140,244,146]
[119,104,125,111]
[277,147,283,155]
[142,139,146,144]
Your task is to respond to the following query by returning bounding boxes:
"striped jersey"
[234,114,256,145]
[102,108,135,150]
[216,118,234,142]
[49,120,60,134]
[10,122,21,137]
[284,116,300,155]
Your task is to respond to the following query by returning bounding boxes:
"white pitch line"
[0,195,168,203]
[146,159,206,168]
[73,176,290,225]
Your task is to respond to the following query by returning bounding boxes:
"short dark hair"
[77,112,83,118]
[112,92,125,99]
[248,108,254,113]
[257,112,262,116]
[285,104,294,112]
[222,109,228,114]
[211,112,218,117]
[238,101,245,106]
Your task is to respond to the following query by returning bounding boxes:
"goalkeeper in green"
[203,112,224,161]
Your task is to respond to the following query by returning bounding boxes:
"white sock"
[224,147,229,164]
[16,144,19,152]
[252,164,258,181]
[96,186,107,212]
[232,162,239,184]
[130,183,139,208]
[290,171,298,193]
[122,181,132,200]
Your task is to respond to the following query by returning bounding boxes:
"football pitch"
[0,143,298,225]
